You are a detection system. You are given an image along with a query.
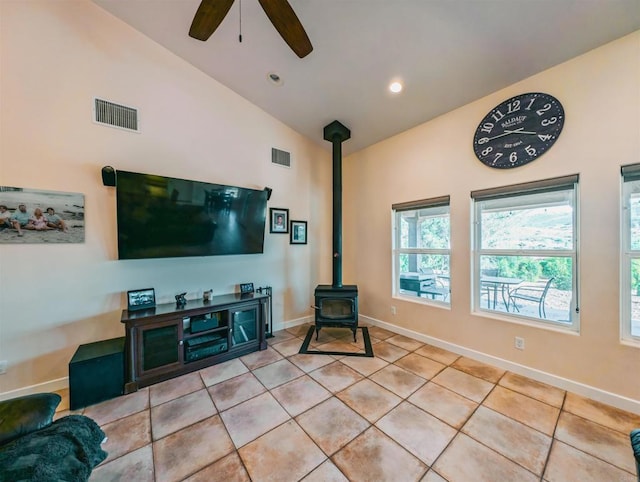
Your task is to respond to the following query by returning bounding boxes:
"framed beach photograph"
[269,207,289,233]
[290,220,307,245]
[0,186,84,244]
[127,288,156,311]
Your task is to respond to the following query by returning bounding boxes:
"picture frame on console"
[240,283,255,294]
[127,288,156,311]
[269,208,289,233]
[290,220,307,245]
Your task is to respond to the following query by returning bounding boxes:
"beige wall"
[0,1,332,395]
[344,31,640,408]
[2,1,639,411]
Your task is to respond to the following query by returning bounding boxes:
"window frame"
[392,195,451,307]
[471,175,580,331]
[620,164,640,345]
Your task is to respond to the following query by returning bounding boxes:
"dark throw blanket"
[0,415,108,482]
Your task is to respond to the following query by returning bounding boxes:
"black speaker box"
[101,166,116,186]
[69,337,125,410]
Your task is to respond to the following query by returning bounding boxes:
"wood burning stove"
[314,121,359,341]
[314,284,358,341]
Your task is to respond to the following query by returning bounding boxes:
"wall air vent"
[93,98,139,132]
[271,148,291,168]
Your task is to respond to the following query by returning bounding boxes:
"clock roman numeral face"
[473,92,564,169]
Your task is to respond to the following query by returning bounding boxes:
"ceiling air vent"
[93,98,139,132]
[271,148,291,168]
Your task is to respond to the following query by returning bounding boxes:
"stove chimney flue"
[323,120,351,288]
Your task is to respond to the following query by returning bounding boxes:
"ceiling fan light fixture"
[267,72,284,86]
[389,81,403,94]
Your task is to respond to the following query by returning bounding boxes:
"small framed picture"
[240,282,254,294]
[127,288,156,311]
[290,220,307,245]
[270,207,289,233]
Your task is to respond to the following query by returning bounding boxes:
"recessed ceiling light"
[267,72,284,86]
[389,81,403,94]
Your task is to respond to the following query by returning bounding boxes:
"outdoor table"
[481,276,522,310]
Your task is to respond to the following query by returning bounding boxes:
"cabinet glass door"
[141,323,179,371]
[231,306,258,347]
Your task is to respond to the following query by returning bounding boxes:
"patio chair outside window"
[508,277,555,318]
[419,269,450,301]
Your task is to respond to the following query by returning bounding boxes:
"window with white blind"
[621,164,640,344]
[392,196,451,306]
[471,175,579,330]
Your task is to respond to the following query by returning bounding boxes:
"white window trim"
[471,179,580,332]
[392,198,451,307]
[620,169,640,346]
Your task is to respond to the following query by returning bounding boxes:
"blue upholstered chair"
[631,429,640,481]
[0,393,107,481]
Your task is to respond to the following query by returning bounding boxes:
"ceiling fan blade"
[189,0,235,41]
[257,0,313,58]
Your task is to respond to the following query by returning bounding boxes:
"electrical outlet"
[391,306,397,315]
[0,360,7,374]
[515,337,525,350]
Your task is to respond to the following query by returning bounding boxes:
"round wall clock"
[473,92,564,169]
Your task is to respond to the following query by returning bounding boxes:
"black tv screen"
[116,171,267,259]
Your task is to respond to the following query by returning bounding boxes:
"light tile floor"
[53,324,640,482]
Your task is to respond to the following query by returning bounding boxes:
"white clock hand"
[485,132,510,141]
[479,127,537,144]
[485,127,524,141]
[504,128,537,135]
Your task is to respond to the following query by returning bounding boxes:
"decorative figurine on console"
[203,289,213,302]
[175,292,187,307]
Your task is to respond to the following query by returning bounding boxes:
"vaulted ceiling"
[93,0,640,155]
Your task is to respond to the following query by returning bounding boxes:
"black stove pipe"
[323,120,351,289]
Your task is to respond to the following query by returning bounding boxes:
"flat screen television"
[116,170,267,260]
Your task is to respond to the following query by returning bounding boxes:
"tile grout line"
[89,325,639,481]
[538,388,566,480]
[415,360,497,480]
[201,364,254,481]
[246,343,355,480]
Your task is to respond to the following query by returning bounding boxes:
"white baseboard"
[0,377,68,401]
[11,315,636,415]
[2,317,315,401]
[360,314,640,415]
[273,315,312,333]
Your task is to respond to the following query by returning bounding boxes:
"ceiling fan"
[189,0,313,58]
